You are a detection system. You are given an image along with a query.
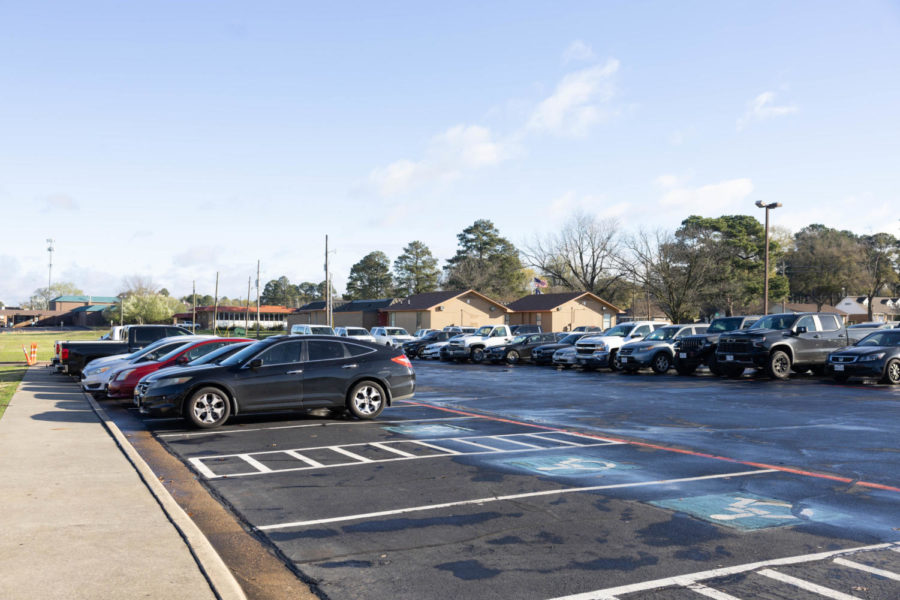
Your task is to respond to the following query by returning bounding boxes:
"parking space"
[137,361,900,599]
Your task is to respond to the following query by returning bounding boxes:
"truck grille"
[718,338,751,354]
[619,347,634,356]
[575,344,596,355]
[679,337,705,352]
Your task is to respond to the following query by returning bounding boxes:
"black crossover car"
[134,335,415,428]
[530,332,589,365]
[402,330,454,358]
[826,329,900,384]
[486,332,564,364]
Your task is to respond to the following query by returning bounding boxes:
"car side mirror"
[631,334,643,340]
[796,326,807,334]
[249,358,263,370]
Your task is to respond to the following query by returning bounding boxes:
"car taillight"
[391,355,412,368]
[61,349,69,360]
[55,343,60,354]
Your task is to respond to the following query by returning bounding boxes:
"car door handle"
[342,364,358,369]
[286,369,303,375]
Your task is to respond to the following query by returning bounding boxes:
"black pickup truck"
[715,312,858,379]
[58,325,192,377]
[674,315,761,375]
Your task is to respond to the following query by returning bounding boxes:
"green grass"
[0,365,27,421]
[0,329,105,362]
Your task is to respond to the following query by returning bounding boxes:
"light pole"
[755,200,782,315]
[46,238,54,290]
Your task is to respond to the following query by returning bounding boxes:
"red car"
[106,337,252,399]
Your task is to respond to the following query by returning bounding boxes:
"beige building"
[333,299,397,329]
[383,290,509,332]
[287,301,331,327]
[507,292,622,332]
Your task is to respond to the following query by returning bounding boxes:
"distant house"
[49,295,119,312]
[0,294,118,327]
[383,290,509,332]
[836,296,900,323]
[506,292,622,332]
[333,298,398,329]
[173,305,292,330]
[286,300,348,328]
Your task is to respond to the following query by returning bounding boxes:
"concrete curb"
[84,390,247,600]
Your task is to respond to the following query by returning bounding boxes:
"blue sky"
[2,1,899,305]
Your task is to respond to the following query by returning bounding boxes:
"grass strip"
[0,365,27,421]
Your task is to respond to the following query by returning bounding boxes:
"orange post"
[30,343,38,365]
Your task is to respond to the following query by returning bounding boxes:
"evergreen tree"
[393,241,440,296]
[444,219,527,300]
[344,252,393,300]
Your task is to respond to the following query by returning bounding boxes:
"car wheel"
[609,351,621,371]
[347,380,386,419]
[707,356,721,376]
[651,352,671,374]
[766,350,792,380]
[470,348,485,363]
[184,387,231,429]
[675,364,696,376]
[506,350,520,364]
[882,358,900,385]
[833,373,850,384]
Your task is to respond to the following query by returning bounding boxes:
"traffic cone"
[30,343,38,365]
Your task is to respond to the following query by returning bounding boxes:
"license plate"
[726,354,734,362]
[679,352,686,359]
[834,364,844,372]
[620,357,629,363]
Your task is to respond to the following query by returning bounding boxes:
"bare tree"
[857,233,899,319]
[621,229,716,323]
[522,212,625,297]
[120,275,159,297]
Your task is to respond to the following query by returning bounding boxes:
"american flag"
[533,277,548,288]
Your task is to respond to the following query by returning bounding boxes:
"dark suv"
[715,312,856,379]
[674,315,760,375]
[486,332,563,364]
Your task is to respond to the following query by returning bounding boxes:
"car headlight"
[596,343,607,351]
[858,353,885,362]
[153,376,193,387]
[115,369,135,381]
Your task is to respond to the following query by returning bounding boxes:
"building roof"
[51,295,119,304]
[760,302,848,315]
[384,289,509,312]
[69,304,113,313]
[296,301,326,312]
[506,291,623,313]
[334,298,397,313]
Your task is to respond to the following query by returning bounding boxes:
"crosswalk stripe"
[757,568,860,600]
[832,557,900,581]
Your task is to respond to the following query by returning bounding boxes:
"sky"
[1,1,899,305]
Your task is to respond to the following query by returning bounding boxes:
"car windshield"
[136,340,194,362]
[385,328,408,336]
[474,326,493,336]
[601,324,634,337]
[749,314,799,330]
[510,335,528,344]
[311,327,333,334]
[131,338,183,360]
[219,341,267,366]
[855,331,900,347]
[707,317,743,333]
[156,342,203,363]
[559,333,582,344]
[189,342,252,366]
[645,326,679,341]
[348,328,368,335]
[849,322,882,329]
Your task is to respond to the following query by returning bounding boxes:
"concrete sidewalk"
[0,366,244,599]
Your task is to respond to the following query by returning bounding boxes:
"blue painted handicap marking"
[383,424,473,436]
[652,493,800,530]
[501,453,633,476]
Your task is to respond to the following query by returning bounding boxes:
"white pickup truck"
[444,324,516,363]
[371,326,416,348]
[574,321,666,370]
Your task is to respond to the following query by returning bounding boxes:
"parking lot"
[108,360,900,600]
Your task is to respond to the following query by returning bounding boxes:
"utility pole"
[213,272,219,335]
[245,276,251,332]
[46,238,54,292]
[325,235,331,327]
[256,260,261,339]
[192,280,196,330]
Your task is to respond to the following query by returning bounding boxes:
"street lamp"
[755,200,782,315]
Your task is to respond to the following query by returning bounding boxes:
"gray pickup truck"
[715,312,859,379]
[57,325,192,377]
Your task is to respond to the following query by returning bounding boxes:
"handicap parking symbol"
[502,454,628,476]
[652,493,799,530]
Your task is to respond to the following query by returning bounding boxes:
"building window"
[603,312,612,328]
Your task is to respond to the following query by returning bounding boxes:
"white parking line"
[331,447,374,463]
[368,442,415,457]
[256,469,774,531]
[545,542,900,600]
[832,557,900,581]
[238,454,272,473]
[757,568,859,600]
[687,582,745,600]
[156,416,481,439]
[284,450,324,468]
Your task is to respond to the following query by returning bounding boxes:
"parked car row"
[411,313,900,385]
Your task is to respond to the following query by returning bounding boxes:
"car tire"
[184,387,231,429]
[609,351,621,371]
[675,364,696,376]
[651,352,671,374]
[470,348,485,363]
[882,358,900,385]
[506,350,520,364]
[766,350,792,380]
[347,380,386,419]
[707,355,721,376]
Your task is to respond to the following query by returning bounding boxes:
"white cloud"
[658,177,755,213]
[527,59,620,137]
[562,40,596,64]
[547,191,628,222]
[736,91,798,131]
[369,125,510,196]
[40,194,78,212]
